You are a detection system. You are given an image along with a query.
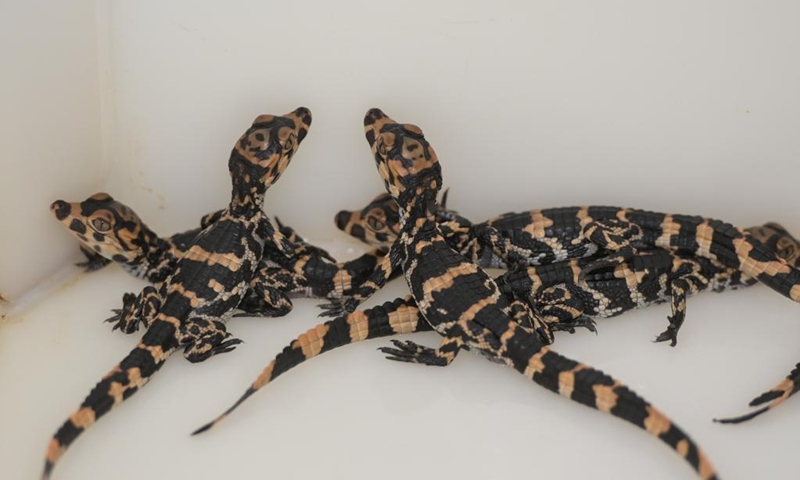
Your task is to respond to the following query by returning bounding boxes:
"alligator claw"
[378,340,448,366]
[317,299,358,318]
[654,328,678,347]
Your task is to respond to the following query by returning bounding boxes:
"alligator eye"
[91,218,111,232]
[778,245,796,261]
[284,133,295,151]
[367,217,385,231]
[376,137,387,156]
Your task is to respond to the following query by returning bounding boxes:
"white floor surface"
[3,243,800,480]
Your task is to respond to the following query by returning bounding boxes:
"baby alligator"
[196,109,718,479]
[42,108,311,479]
[189,227,800,439]
[338,196,800,346]
[326,185,800,324]
[51,197,386,325]
[338,194,800,421]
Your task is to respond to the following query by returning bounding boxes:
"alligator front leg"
[199,209,226,229]
[76,245,112,272]
[104,286,161,333]
[180,318,243,363]
[259,216,308,260]
[274,216,336,262]
[654,269,708,347]
[379,335,464,367]
[234,272,294,318]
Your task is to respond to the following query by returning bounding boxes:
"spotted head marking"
[229,107,312,208]
[363,108,442,208]
[746,222,800,267]
[335,192,401,245]
[50,193,153,264]
[335,190,463,248]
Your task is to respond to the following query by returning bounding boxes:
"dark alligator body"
[42,108,312,479]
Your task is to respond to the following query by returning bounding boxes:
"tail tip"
[42,461,54,480]
[713,406,768,424]
[191,419,218,436]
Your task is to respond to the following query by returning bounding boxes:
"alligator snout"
[50,200,71,221]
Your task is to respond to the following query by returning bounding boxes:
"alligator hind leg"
[507,298,554,344]
[579,220,643,281]
[235,268,294,318]
[379,335,464,367]
[319,247,402,317]
[535,286,597,335]
[76,245,112,272]
[105,286,161,334]
[654,279,689,347]
[181,318,243,363]
[654,269,708,347]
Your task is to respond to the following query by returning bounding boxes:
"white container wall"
[2,2,800,480]
[0,0,105,305]
[4,1,800,306]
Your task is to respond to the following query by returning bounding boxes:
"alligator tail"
[508,324,718,480]
[42,323,177,479]
[715,362,800,424]
[193,296,428,435]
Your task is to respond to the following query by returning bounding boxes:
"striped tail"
[715,362,800,424]
[193,296,428,434]
[42,328,176,479]
[509,324,718,480]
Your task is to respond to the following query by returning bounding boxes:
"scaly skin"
[50,193,190,283]
[191,243,797,439]
[50,196,387,324]
[713,224,800,423]
[191,296,430,433]
[339,197,800,420]
[41,108,312,479]
[338,196,800,346]
[190,228,800,432]
[358,109,717,479]
[197,109,718,479]
[330,192,800,317]
[336,191,800,423]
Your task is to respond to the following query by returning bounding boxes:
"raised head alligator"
[195,109,718,479]
[42,108,312,479]
[51,195,388,327]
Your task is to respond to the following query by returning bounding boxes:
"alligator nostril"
[50,200,70,220]
[335,211,351,231]
[364,108,385,125]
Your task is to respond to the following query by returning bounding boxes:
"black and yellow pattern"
[197,109,718,479]
[42,108,312,479]
[334,196,800,313]
[359,108,717,479]
[339,195,800,346]
[51,196,388,325]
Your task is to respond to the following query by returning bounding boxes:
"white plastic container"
[2,2,799,479]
